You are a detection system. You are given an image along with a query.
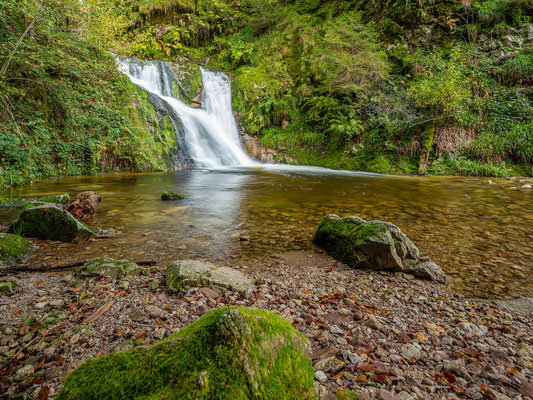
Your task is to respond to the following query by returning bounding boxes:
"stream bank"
[1,250,532,399]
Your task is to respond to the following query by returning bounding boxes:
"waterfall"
[116,57,255,169]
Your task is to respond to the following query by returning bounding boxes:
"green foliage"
[0,0,176,188]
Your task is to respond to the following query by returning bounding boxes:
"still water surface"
[1,167,531,299]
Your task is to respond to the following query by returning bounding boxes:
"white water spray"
[116,58,255,168]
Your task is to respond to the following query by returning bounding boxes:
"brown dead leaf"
[330,371,343,380]
[443,369,456,383]
[82,301,114,325]
[416,332,426,344]
[133,331,146,340]
[34,357,46,372]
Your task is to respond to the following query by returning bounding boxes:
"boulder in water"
[65,191,102,220]
[0,233,32,268]
[161,190,185,200]
[56,307,314,400]
[8,205,95,242]
[312,214,446,283]
[166,260,253,293]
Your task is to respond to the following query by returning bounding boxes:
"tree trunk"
[418,121,435,175]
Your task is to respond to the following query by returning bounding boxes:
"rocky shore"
[1,250,532,399]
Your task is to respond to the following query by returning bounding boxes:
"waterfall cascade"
[116,57,255,168]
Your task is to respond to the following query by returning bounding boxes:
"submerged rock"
[161,190,185,200]
[8,205,95,242]
[312,214,446,283]
[166,260,253,293]
[0,233,33,268]
[56,307,314,400]
[76,258,147,279]
[65,191,102,220]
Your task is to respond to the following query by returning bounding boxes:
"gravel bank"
[1,250,532,399]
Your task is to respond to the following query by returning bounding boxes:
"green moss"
[57,307,315,400]
[0,233,32,267]
[39,193,70,204]
[161,190,185,200]
[336,390,359,400]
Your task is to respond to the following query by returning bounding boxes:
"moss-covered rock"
[312,215,446,283]
[57,307,315,400]
[0,233,33,268]
[7,205,95,242]
[166,260,253,293]
[39,193,70,204]
[161,190,185,200]
[76,258,147,279]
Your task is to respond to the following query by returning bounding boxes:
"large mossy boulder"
[76,258,146,279]
[313,215,446,283]
[8,205,94,242]
[57,307,315,400]
[166,260,253,293]
[0,233,33,268]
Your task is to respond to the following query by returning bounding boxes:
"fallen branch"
[0,260,157,275]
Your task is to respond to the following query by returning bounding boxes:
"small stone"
[396,392,414,400]
[34,302,47,309]
[50,299,63,307]
[146,305,162,318]
[315,370,328,383]
[314,357,345,373]
[378,389,398,400]
[151,279,159,291]
[364,316,382,330]
[400,343,422,360]
[13,364,34,381]
[490,350,511,366]
[329,325,344,335]
[198,287,218,299]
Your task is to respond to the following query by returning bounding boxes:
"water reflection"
[1,168,531,299]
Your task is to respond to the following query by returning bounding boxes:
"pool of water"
[1,167,532,299]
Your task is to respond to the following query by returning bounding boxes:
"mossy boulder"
[165,260,253,293]
[0,233,33,268]
[8,205,95,242]
[57,307,315,400]
[161,190,185,200]
[312,215,446,283]
[39,193,70,204]
[76,258,147,279]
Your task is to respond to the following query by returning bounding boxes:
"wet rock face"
[8,205,94,242]
[312,214,446,283]
[56,307,314,400]
[165,260,254,293]
[65,191,101,220]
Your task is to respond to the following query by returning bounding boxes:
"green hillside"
[1,0,532,187]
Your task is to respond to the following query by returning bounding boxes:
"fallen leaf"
[37,386,49,399]
[34,357,46,372]
[416,332,426,344]
[82,301,114,324]
[133,331,146,340]
[330,371,343,380]
[443,369,456,383]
